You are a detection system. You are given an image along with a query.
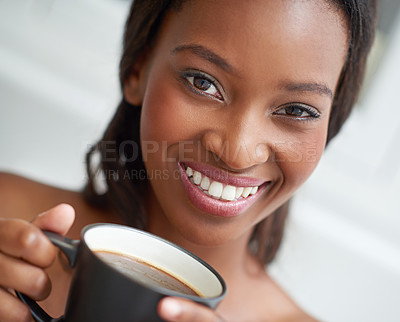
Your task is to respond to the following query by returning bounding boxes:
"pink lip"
[183,161,266,187]
[178,163,269,217]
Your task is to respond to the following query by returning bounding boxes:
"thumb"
[158,297,225,322]
[32,203,75,236]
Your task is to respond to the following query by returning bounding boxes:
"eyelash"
[273,103,321,121]
[180,70,224,101]
[180,71,321,121]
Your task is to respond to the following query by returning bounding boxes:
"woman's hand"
[158,297,225,322]
[0,204,75,322]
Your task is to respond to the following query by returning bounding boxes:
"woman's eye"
[193,77,212,91]
[183,72,223,100]
[274,104,320,119]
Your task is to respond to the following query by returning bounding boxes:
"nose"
[201,110,270,171]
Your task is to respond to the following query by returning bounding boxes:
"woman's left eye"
[182,71,223,101]
[274,104,320,119]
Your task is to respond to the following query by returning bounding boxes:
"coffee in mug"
[17,224,227,322]
[94,250,203,297]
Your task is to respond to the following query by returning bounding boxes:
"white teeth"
[184,166,260,201]
[186,166,193,177]
[235,187,244,199]
[193,171,202,185]
[242,187,252,198]
[221,185,236,201]
[200,176,210,190]
[208,181,223,199]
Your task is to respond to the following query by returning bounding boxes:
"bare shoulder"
[0,172,78,220]
[267,276,317,321]
[0,172,119,235]
[235,255,318,321]
[257,271,318,322]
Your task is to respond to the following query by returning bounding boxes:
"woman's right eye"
[182,71,224,101]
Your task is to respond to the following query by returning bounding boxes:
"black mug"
[17,224,227,322]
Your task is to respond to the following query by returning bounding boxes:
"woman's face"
[127,0,347,246]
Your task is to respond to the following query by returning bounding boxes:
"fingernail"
[162,298,182,318]
[37,211,47,217]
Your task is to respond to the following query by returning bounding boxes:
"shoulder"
[0,172,83,220]
[260,273,318,322]
[230,255,318,321]
[0,172,120,235]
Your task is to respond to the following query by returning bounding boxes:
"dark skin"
[0,0,348,321]
[0,174,121,320]
[0,174,308,321]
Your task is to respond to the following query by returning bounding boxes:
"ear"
[123,74,142,106]
[123,54,149,106]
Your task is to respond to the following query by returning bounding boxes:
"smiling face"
[124,0,348,246]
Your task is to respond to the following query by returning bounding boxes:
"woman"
[0,0,377,321]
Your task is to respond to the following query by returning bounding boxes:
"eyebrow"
[172,44,234,73]
[172,44,333,99]
[281,81,333,99]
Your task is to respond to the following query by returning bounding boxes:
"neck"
[145,192,258,280]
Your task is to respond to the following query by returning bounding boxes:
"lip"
[178,162,270,217]
[183,161,266,187]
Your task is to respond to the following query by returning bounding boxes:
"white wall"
[1,1,399,321]
[0,0,128,187]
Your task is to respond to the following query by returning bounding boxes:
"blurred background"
[0,0,399,321]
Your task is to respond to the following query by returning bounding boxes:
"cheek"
[275,127,327,190]
[140,81,178,144]
[140,70,198,146]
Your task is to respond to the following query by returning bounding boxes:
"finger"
[0,219,57,267]
[0,287,34,322]
[0,252,51,301]
[158,297,224,322]
[31,203,75,236]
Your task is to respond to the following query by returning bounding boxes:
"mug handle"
[16,231,80,322]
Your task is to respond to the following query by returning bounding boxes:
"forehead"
[156,0,348,92]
